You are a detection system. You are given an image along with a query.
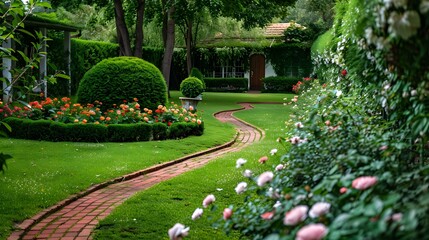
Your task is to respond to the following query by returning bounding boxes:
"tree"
[161,2,175,96]
[221,0,297,30]
[284,0,335,31]
[52,0,146,57]
[174,0,221,74]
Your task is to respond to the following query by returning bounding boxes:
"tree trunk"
[114,0,132,56]
[134,0,145,58]
[185,20,193,75]
[162,7,175,98]
[162,0,168,48]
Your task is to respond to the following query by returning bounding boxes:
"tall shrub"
[71,39,119,94]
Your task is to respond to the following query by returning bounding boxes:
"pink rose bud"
[223,208,233,220]
[283,205,308,226]
[309,202,331,218]
[261,211,275,220]
[259,156,269,164]
[339,187,348,194]
[296,223,328,240]
[257,171,274,187]
[352,176,378,190]
[202,194,216,208]
[168,223,190,240]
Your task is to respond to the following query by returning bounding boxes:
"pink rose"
[339,187,348,194]
[168,223,189,240]
[309,202,331,218]
[261,211,275,220]
[275,164,284,171]
[191,208,203,220]
[259,156,269,164]
[202,194,216,208]
[352,176,378,190]
[296,223,328,240]
[235,182,247,194]
[283,205,308,226]
[223,208,233,220]
[257,171,274,187]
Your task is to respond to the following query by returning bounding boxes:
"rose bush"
[0,98,203,127]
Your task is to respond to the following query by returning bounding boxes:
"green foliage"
[108,123,152,142]
[310,29,334,54]
[189,67,205,88]
[203,78,248,92]
[265,44,313,77]
[283,22,315,43]
[77,56,167,110]
[179,77,204,98]
[262,76,301,93]
[71,39,119,95]
[168,122,204,139]
[152,122,168,140]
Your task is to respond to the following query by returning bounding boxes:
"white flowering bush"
[171,0,429,239]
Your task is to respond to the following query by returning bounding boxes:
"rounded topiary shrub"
[77,56,167,110]
[180,77,204,98]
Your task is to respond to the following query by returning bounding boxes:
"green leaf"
[55,74,71,80]
[0,153,12,173]
[36,2,52,9]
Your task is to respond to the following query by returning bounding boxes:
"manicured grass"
[92,103,293,239]
[0,91,289,240]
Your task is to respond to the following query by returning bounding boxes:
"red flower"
[341,69,347,76]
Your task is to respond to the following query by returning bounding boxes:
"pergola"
[2,15,81,102]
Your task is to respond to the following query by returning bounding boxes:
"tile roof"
[264,23,296,37]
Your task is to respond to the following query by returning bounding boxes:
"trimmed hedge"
[108,123,152,142]
[77,56,167,110]
[203,78,248,92]
[1,117,203,143]
[71,39,119,95]
[261,76,300,93]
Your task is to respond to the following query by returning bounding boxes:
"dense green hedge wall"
[261,76,300,93]
[77,56,167,110]
[46,40,312,94]
[265,44,312,77]
[2,117,204,142]
[71,39,119,95]
[203,78,248,92]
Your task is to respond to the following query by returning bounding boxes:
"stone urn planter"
[179,95,202,110]
[179,77,205,110]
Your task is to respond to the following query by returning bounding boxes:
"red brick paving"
[9,103,265,240]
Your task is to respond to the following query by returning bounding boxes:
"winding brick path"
[8,103,264,240]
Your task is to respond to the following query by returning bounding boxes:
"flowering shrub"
[171,0,429,239]
[0,98,203,127]
[292,77,314,94]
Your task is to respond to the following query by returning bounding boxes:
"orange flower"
[106,117,111,121]
[197,119,202,125]
[100,116,105,121]
[82,119,87,124]
[94,121,100,124]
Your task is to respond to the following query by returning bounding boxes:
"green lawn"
[92,103,293,239]
[0,91,289,240]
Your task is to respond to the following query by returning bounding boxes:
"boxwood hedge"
[1,118,203,143]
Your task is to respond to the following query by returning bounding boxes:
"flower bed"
[0,98,204,142]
